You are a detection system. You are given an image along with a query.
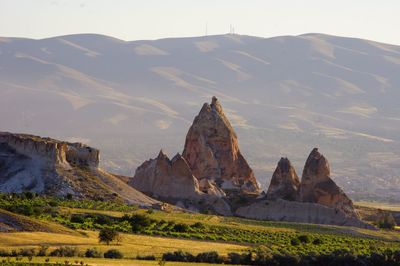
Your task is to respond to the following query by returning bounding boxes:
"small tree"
[377,213,396,230]
[98,228,120,245]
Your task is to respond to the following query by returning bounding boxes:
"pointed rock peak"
[199,102,211,114]
[210,96,223,113]
[183,96,260,194]
[266,157,300,201]
[308,148,322,160]
[171,153,185,163]
[300,148,357,218]
[303,148,330,177]
[277,157,292,172]
[157,149,168,160]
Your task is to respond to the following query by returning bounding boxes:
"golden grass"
[28,256,223,266]
[355,201,400,212]
[0,230,248,258]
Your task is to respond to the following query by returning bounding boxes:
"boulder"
[182,97,259,194]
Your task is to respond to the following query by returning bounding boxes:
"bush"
[37,245,49,256]
[123,214,154,233]
[18,248,36,257]
[49,246,79,257]
[104,249,123,259]
[298,234,310,243]
[136,255,156,260]
[377,213,396,230]
[98,228,120,245]
[162,250,196,262]
[173,223,190,232]
[290,238,300,246]
[85,247,103,258]
[196,251,223,263]
[313,238,323,245]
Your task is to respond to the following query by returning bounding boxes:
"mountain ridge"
[1,32,400,202]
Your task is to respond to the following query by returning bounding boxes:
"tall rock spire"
[182,96,260,194]
[266,157,300,201]
[300,148,358,218]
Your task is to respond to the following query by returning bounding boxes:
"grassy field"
[356,201,400,212]
[2,195,400,265]
[0,231,247,258]
[2,256,224,266]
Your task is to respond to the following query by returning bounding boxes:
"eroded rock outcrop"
[300,148,358,218]
[266,157,300,201]
[129,150,232,215]
[129,150,201,199]
[0,132,157,206]
[236,199,374,229]
[182,97,259,194]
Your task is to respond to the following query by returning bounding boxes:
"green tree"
[98,228,120,245]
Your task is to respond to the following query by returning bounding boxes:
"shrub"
[123,214,154,233]
[173,223,190,232]
[84,247,103,258]
[49,246,79,257]
[196,251,223,263]
[162,250,196,262]
[192,222,205,229]
[98,228,120,245]
[104,249,123,259]
[377,213,396,230]
[313,238,323,245]
[18,248,36,257]
[136,255,156,260]
[70,214,86,224]
[37,245,49,256]
[298,234,310,243]
[291,238,300,246]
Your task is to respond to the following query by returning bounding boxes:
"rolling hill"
[0,33,399,201]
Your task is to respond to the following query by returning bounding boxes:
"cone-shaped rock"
[300,148,358,218]
[266,157,300,201]
[129,150,201,199]
[182,97,260,194]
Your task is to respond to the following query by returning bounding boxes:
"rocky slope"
[300,148,358,218]
[266,157,300,201]
[182,97,259,195]
[0,132,157,206]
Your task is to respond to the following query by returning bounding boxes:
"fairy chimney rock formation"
[266,157,300,201]
[300,148,358,218]
[129,150,202,200]
[182,96,260,195]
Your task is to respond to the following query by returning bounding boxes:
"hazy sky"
[1,0,400,44]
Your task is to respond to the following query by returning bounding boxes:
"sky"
[1,0,400,45]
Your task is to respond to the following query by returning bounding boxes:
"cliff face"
[182,97,259,194]
[0,132,156,206]
[0,132,99,168]
[300,148,358,218]
[266,157,300,201]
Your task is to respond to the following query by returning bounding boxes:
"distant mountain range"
[1,33,399,201]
